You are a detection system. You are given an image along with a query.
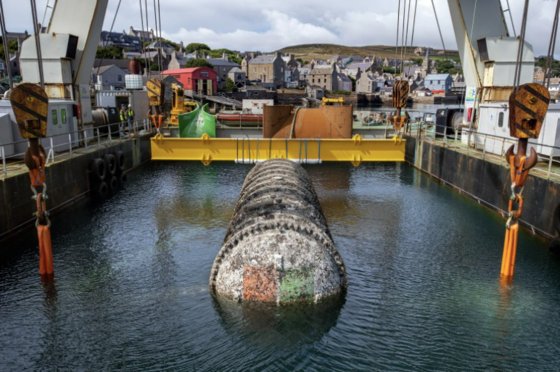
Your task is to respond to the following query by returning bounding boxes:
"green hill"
[278,43,458,63]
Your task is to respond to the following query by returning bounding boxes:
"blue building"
[424,73,453,93]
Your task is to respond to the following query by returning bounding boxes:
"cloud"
[3,0,560,58]
[163,9,338,51]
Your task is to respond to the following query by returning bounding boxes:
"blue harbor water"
[1,162,560,370]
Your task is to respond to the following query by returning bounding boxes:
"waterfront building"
[162,67,218,96]
[206,56,240,90]
[246,52,286,89]
[356,72,377,94]
[424,73,453,94]
[306,62,338,92]
[91,64,126,90]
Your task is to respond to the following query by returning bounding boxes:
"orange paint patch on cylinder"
[243,265,278,302]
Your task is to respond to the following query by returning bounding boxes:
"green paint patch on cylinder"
[279,268,314,303]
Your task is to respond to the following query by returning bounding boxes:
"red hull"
[217,113,263,122]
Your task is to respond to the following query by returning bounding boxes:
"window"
[61,109,67,124]
[118,75,122,82]
[52,109,58,125]
[498,112,504,128]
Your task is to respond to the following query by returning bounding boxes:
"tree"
[185,58,213,68]
[0,39,18,60]
[225,77,236,92]
[185,42,210,54]
[96,46,123,59]
[411,57,423,66]
[434,59,458,74]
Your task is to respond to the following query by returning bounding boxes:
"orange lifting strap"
[26,141,54,277]
[500,83,549,280]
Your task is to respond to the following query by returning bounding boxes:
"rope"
[513,0,529,88]
[400,0,408,76]
[144,0,150,75]
[95,0,122,78]
[503,0,517,36]
[431,0,446,53]
[545,0,560,88]
[152,0,162,72]
[139,0,149,75]
[30,0,44,88]
[410,0,418,47]
[468,0,478,52]
[395,0,401,73]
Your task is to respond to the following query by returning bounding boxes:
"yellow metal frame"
[151,134,405,166]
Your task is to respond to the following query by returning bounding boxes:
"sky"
[3,0,560,57]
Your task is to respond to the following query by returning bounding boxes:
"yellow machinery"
[151,134,405,165]
[321,97,345,106]
[169,83,198,125]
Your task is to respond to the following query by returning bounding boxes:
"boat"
[178,104,217,138]
[216,112,263,123]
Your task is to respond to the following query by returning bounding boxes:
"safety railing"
[1,119,154,178]
[408,121,560,180]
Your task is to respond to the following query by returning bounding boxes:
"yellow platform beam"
[150,135,405,165]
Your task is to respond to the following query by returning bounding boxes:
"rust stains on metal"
[508,83,550,139]
[263,105,352,139]
[9,83,49,139]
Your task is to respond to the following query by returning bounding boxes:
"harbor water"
[1,162,560,370]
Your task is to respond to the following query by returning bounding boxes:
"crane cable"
[431,0,447,53]
[544,0,560,88]
[152,0,162,73]
[395,0,401,73]
[513,0,529,89]
[410,0,419,47]
[95,0,122,78]
[399,0,408,76]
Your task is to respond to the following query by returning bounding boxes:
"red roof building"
[162,67,218,96]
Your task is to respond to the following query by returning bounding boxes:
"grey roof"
[92,64,124,75]
[309,66,334,75]
[207,58,239,67]
[425,73,451,80]
[93,58,131,72]
[250,54,277,64]
[338,73,351,82]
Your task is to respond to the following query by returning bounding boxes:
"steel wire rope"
[430,0,446,53]
[400,0,408,76]
[0,0,13,89]
[153,0,162,73]
[157,0,163,61]
[139,0,150,76]
[410,0,419,47]
[468,0,478,52]
[30,0,44,87]
[395,0,401,73]
[144,0,150,75]
[513,0,530,88]
[95,0,122,78]
[544,0,560,88]
[503,0,517,36]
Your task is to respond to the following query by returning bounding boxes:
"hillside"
[278,43,459,63]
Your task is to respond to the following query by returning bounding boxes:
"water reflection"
[213,295,345,346]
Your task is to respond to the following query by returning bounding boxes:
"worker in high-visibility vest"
[119,105,127,137]
[119,104,135,136]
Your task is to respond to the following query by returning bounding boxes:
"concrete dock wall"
[0,135,152,240]
[405,136,560,239]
